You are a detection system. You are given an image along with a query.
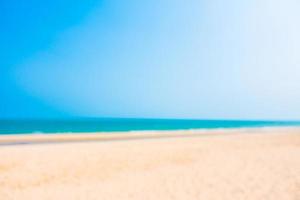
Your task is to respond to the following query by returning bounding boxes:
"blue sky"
[1,0,300,119]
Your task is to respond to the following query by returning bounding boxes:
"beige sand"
[0,128,300,200]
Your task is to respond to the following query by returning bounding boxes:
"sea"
[0,118,300,135]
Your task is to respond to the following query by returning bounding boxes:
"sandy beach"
[0,128,300,200]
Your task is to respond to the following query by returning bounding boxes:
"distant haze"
[1,0,300,120]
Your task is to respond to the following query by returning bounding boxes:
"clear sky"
[1,0,300,120]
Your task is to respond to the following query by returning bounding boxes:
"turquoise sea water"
[0,118,300,135]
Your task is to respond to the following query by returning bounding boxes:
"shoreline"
[0,126,299,146]
[0,128,299,199]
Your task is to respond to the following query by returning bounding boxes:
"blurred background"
[1,0,300,120]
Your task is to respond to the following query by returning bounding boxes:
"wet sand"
[0,128,300,199]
